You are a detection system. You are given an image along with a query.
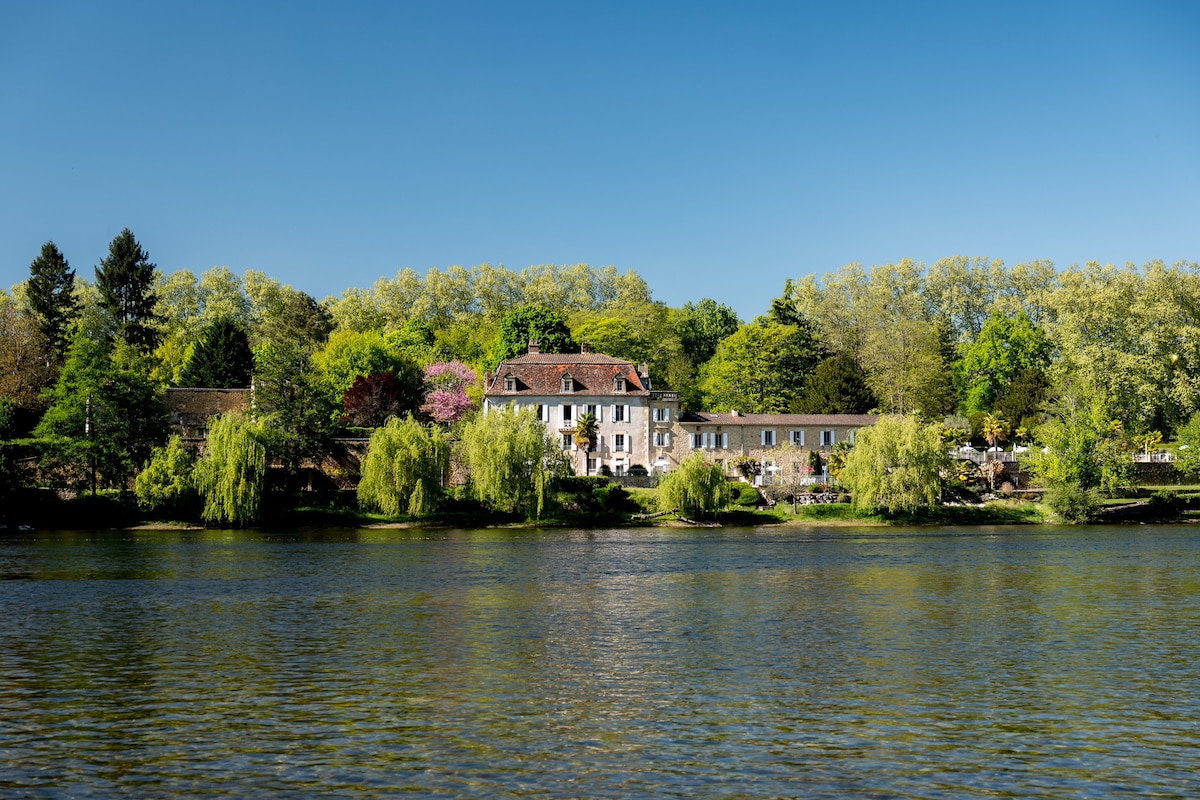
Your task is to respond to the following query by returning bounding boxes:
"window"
[821,430,835,447]
[654,431,671,447]
[503,375,515,392]
[613,404,627,423]
[762,430,775,446]
[613,434,626,452]
[561,433,574,450]
[715,432,727,448]
[585,403,600,422]
[653,407,670,422]
[562,404,573,423]
[561,374,573,393]
[791,430,805,446]
[587,458,597,473]
[614,376,626,393]
[692,433,704,449]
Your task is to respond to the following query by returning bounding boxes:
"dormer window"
[503,373,516,392]
[561,373,574,393]
[613,376,626,393]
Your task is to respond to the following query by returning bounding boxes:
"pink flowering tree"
[420,361,477,424]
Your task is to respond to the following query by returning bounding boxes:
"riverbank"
[9,484,1200,532]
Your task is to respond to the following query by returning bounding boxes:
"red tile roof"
[486,353,649,397]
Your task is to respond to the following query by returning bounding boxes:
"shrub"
[733,483,761,506]
[1045,483,1101,524]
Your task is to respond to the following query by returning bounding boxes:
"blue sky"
[2,0,1198,321]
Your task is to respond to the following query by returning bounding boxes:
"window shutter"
[664,432,671,446]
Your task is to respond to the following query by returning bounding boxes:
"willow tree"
[658,453,731,518]
[357,415,448,517]
[840,415,948,515]
[459,404,566,518]
[193,412,266,526]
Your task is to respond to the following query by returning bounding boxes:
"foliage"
[1029,379,1130,495]
[135,435,196,514]
[25,241,80,360]
[698,322,822,413]
[178,317,254,388]
[491,304,575,365]
[1174,412,1200,479]
[733,482,761,506]
[657,453,732,518]
[677,298,741,364]
[0,305,55,412]
[251,341,336,479]
[1044,483,1101,524]
[420,361,477,424]
[840,415,948,515]
[794,354,877,414]
[458,404,567,518]
[731,455,761,480]
[193,412,267,526]
[35,335,168,491]
[256,289,333,352]
[357,415,449,517]
[955,311,1050,416]
[95,228,160,351]
[342,372,409,428]
[993,368,1050,432]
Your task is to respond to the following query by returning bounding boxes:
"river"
[2,525,1198,798]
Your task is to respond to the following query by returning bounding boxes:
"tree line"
[3,232,1199,523]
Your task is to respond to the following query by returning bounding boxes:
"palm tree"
[573,412,598,476]
[981,413,1007,490]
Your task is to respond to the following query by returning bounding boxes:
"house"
[483,341,681,475]
[485,341,879,479]
[164,388,251,443]
[675,410,878,484]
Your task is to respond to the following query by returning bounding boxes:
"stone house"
[674,410,878,484]
[483,341,682,475]
[164,388,251,444]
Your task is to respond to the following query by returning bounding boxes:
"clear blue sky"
[3,0,1198,321]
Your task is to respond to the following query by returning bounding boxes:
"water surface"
[2,525,1199,797]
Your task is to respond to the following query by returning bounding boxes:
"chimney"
[581,341,591,354]
[528,339,539,354]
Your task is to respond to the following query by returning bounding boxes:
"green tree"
[698,322,821,413]
[35,335,168,492]
[954,310,1050,416]
[677,298,741,364]
[95,228,161,351]
[794,354,877,414]
[178,317,254,388]
[840,415,948,515]
[1030,378,1130,498]
[658,453,732,518]
[135,435,196,515]
[193,411,267,526]
[993,368,1050,432]
[1173,412,1200,479]
[491,304,575,366]
[26,241,80,360]
[357,415,449,517]
[312,329,423,421]
[459,404,567,518]
[0,305,55,417]
[251,340,336,482]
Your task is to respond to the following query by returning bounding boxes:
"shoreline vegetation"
[7,241,1200,531]
[9,482,1200,533]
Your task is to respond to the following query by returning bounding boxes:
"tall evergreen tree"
[179,317,253,388]
[26,241,80,360]
[95,228,160,351]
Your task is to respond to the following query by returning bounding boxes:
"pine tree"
[95,229,160,351]
[26,241,80,360]
[178,317,253,388]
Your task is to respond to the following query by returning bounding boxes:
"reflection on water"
[3,526,1200,797]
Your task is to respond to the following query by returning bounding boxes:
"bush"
[733,483,761,506]
[1045,483,1101,523]
[1148,489,1183,517]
